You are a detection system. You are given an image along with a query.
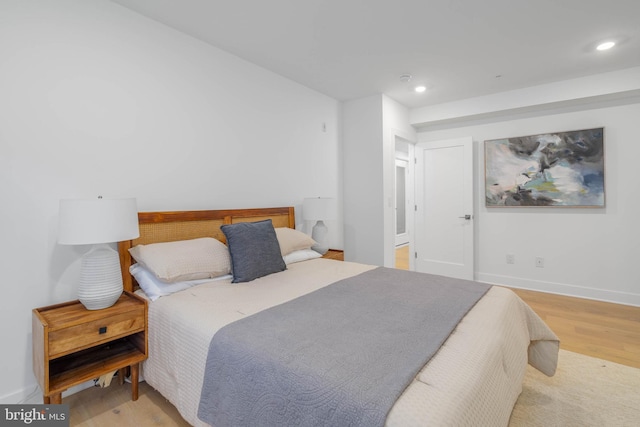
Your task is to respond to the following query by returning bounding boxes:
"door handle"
[458,215,472,220]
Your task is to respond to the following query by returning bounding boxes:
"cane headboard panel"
[118,207,295,292]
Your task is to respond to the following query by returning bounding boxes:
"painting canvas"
[485,128,604,207]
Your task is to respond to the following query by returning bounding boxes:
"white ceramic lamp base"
[311,220,329,255]
[78,244,123,310]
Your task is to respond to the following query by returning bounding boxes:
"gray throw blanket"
[198,267,491,427]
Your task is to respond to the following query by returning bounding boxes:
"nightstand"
[32,291,147,404]
[322,249,344,261]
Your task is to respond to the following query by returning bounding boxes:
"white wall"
[342,95,415,266]
[342,95,384,264]
[0,0,342,403]
[416,102,640,306]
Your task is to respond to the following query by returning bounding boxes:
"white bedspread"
[139,259,559,426]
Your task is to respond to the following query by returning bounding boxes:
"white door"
[415,137,474,280]
[395,159,410,247]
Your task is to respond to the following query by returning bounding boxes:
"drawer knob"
[99,326,107,334]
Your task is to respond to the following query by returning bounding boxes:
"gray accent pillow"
[221,219,286,283]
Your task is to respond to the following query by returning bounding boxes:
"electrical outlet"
[506,254,515,264]
[535,257,545,268]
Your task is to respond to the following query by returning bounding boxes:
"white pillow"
[130,263,231,301]
[128,237,231,282]
[275,227,316,256]
[283,249,322,265]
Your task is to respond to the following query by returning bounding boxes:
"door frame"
[392,135,415,270]
[395,158,410,247]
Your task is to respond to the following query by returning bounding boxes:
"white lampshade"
[58,197,140,245]
[58,197,139,310]
[303,197,336,221]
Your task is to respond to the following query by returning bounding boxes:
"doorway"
[395,138,412,270]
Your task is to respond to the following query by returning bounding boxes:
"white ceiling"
[110,0,640,109]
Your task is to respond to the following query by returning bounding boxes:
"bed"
[118,206,559,426]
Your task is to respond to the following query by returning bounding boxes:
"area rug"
[509,349,640,426]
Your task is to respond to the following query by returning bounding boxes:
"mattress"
[138,258,559,426]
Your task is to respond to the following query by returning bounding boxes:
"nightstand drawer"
[49,309,144,358]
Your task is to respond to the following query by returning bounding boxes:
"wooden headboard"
[117,206,295,292]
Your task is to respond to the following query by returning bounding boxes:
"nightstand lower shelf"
[49,338,146,398]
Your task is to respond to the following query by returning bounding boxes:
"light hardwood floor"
[394,245,640,369]
[510,287,640,369]
[395,245,409,270]
[65,249,640,425]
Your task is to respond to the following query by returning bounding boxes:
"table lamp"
[303,197,336,255]
[58,197,139,310]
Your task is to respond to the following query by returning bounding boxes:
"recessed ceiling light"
[596,41,615,51]
[414,85,427,93]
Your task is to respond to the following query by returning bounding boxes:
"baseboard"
[477,272,640,307]
[0,380,94,405]
[0,385,40,405]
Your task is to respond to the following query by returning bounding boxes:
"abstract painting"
[485,128,604,207]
